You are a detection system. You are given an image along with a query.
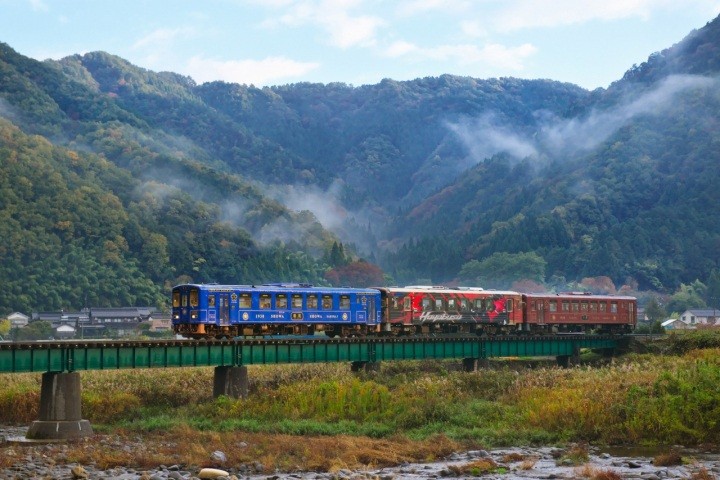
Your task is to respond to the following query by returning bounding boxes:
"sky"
[2,0,720,91]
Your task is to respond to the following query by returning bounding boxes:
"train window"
[292,294,303,309]
[590,302,597,312]
[549,300,557,312]
[391,297,401,310]
[208,295,216,308]
[434,298,444,310]
[340,295,350,310]
[581,301,588,311]
[562,301,570,312]
[404,297,411,310]
[460,299,469,311]
[259,294,271,309]
[277,294,288,309]
[173,291,181,308]
[190,291,198,307]
[422,297,432,311]
[507,299,513,312]
[239,294,251,309]
[599,302,607,312]
[572,301,579,312]
[322,295,333,309]
[610,302,618,313]
[182,294,188,307]
[475,299,483,310]
[448,298,457,310]
[308,294,318,309]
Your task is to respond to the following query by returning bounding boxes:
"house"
[55,324,76,339]
[661,318,693,330]
[7,312,29,328]
[82,307,156,337]
[30,307,158,338]
[146,313,172,333]
[679,309,719,326]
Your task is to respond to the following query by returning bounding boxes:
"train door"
[367,295,376,325]
[218,293,230,326]
[537,299,545,325]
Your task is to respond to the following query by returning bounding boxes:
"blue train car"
[171,283,381,338]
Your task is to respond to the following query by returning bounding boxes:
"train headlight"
[173,313,180,320]
[191,310,199,320]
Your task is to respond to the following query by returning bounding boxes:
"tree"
[0,318,10,337]
[644,297,667,323]
[665,281,706,314]
[15,321,54,341]
[325,260,385,288]
[459,252,546,289]
[705,269,720,309]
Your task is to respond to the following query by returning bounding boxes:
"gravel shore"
[2,426,719,479]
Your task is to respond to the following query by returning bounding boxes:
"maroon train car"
[522,292,637,334]
[375,286,525,335]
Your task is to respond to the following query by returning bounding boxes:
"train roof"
[173,283,379,294]
[377,286,522,296]
[523,292,637,301]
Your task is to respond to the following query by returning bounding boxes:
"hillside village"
[2,308,171,340]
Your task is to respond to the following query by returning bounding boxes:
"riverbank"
[2,425,719,479]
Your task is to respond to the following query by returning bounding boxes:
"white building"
[679,309,718,326]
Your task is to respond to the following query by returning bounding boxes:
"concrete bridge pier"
[26,371,93,440]
[213,365,249,399]
[350,361,381,372]
[462,358,490,372]
[556,347,581,368]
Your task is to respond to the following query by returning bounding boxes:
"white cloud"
[185,55,320,85]
[396,0,472,16]
[28,0,48,12]
[460,20,489,38]
[132,28,195,50]
[494,0,677,31]
[385,41,537,70]
[261,0,386,49]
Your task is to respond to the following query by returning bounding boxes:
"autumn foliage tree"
[325,260,385,288]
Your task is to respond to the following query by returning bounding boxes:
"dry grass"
[575,465,624,480]
[447,458,499,476]
[689,467,715,480]
[653,449,683,466]
[501,452,525,463]
[52,427,463,473]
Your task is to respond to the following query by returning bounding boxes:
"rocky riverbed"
[1,426,718,479]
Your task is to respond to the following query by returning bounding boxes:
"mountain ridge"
[1,14,720,314]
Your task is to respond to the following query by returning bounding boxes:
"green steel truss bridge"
[2,335,630,439]
[0,335,626,374]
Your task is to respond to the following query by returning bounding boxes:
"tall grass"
[2,344,719,448]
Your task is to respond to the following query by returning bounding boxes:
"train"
[171,283,637,339]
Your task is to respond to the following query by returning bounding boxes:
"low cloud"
[540,74,717,154]
[450,74,717,164]
[265,181,347,231]
[185,55,320,85]
[447,113,537,163]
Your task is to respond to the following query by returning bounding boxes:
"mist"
[449,74,717,164]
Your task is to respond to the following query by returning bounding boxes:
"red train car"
[522,292,636,334]
[375,286,524,335]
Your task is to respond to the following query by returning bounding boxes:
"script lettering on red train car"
[418,312,463,322]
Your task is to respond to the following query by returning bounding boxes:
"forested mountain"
[2,14,720,314]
